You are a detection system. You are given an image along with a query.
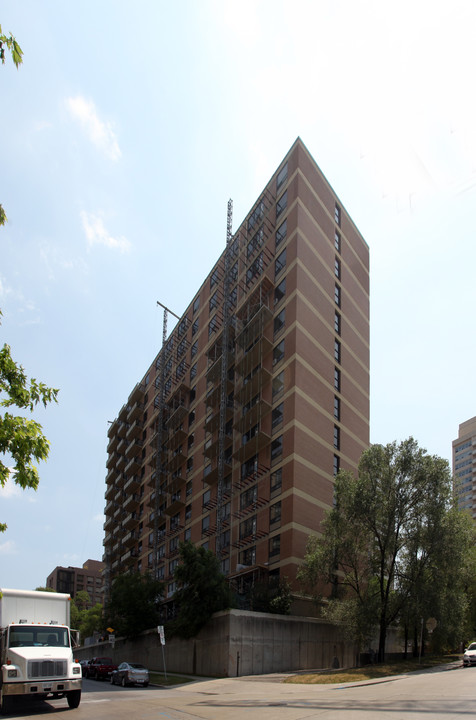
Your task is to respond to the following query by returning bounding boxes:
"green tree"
[105,572,164,639]
[0,29,58,531]
[247,576,292,615]
[171,542,232,638]
[0,340,59,531]
[1,23,23,227]
[298,438,463,661]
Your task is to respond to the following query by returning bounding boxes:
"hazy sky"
[1,0,475,590]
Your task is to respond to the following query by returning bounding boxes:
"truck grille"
[28,660,66,679]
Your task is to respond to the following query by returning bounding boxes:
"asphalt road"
[5,663,475,719]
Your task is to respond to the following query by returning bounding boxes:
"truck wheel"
[67,690,81,709]
[0,693,12,715]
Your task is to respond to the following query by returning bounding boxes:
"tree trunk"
[378,621,387,662]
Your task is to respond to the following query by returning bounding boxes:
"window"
[333,454,340,476]
[210,268,220,288]
[247,226,263,258]
[274,278,286,306]
[188,409,195,427]
[271,402,284,429]
[246,252,263,285]
[270,501,281,525]
[178,318,188,338]
[334,396,340,421]
[335,257,341,279]
[274,308,285,337]
[157,566,165,580]
[271,436,283,462]
[270,468,282,496]
[170,536,179,552]
[202,489,211,507]
[334,425,340,450]
[185,504,192,521]
[276,162,288,190]
[334,367,341,392]
[190,363,197,381]
[241,454,258,480]
[190,341,198,359]
[229,286,237,307]
[184,527,191,542]
[334,284,341,307]
[202,515,210,534]
[192,318,199,336]
[176,359,186,379]
[241,485,257,509]
[169,559,178,575]
[272,371,284,399]
[334,311,341,335]
[209,291,218,313]
[208,315,218,338]
[164,378,172,396]
[269,535,281,557]
[248,199,265,232]
[186,480,192,497]
[189,385,196,403]
[273,340,285,366]
[242,424,259,445]
[335,230,341,252]
[193,296,200,314]
[230,261,238,282]
[276,190,287,219]
[240,515,256,539]
[240,546,256,566]
[275,249,286,277]
[334,203,341,226]
[276,219,287,248]
[186,456,193,474]
[188,433,194,450]
[334,339,341,363]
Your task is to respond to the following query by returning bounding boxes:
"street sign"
[157,625,165,645]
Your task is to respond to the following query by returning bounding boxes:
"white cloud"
[80,211,131,253]
[66,95,121,161]
[0,474,38,502]
[0,540,17,556]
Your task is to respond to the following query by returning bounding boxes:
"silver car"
[110,662,149,687]
[463,642,476,667]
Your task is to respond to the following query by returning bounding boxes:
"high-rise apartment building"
[453,416,476,518]
[103,138,369,607]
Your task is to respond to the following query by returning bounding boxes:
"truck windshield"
[9,626,70,648]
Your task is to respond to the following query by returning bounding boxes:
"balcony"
[203,433,232,461]
[235,336,273,376]
[125,455,142,475]
[105,483,116,501]
[122,529,139,548]
[206,351,235,384]
[125,438,143,458]
[233,430,271,463]
[104,499,115,516]
[164,497,185,516]
[164,475,186,495]
[126,418,144,440]
[235,367,272,403]
[166,402,188,431]
[103,515,114,531]
[115,454,127,472]
[166,427,187,451]
[123,511,139,530]
[127,400,145,424]
[203,459,233,486]
[167,449,187,473]
[124,475,140,494]
[236,304,273,349]
[128,382,145,406]
[115,472,126,489]
[107,433,119,455]
[235,397,271,433]
[123,492,140,513]
[121,548,138,565]
[205,380,234,409]
[108,418,119,439]
[204,403,234,434]
[106,452,117,470]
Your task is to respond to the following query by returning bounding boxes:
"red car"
[86,657,118,680]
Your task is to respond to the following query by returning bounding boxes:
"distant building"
[46,559,105,607]
[453,416,476,519]
[103,137,370,609]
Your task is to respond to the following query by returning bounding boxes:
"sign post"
[158,625,167,680]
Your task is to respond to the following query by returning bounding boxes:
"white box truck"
[0,588,82,713]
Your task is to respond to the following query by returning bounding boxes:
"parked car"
[86,656,118,680]
[110,662,149,687]
[79,659,90,677]
[463,642,476,667]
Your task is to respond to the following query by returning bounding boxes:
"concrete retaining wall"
[75,609,400,677]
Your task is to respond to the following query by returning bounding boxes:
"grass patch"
[149,672,195,686]
[284,655,461,684]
